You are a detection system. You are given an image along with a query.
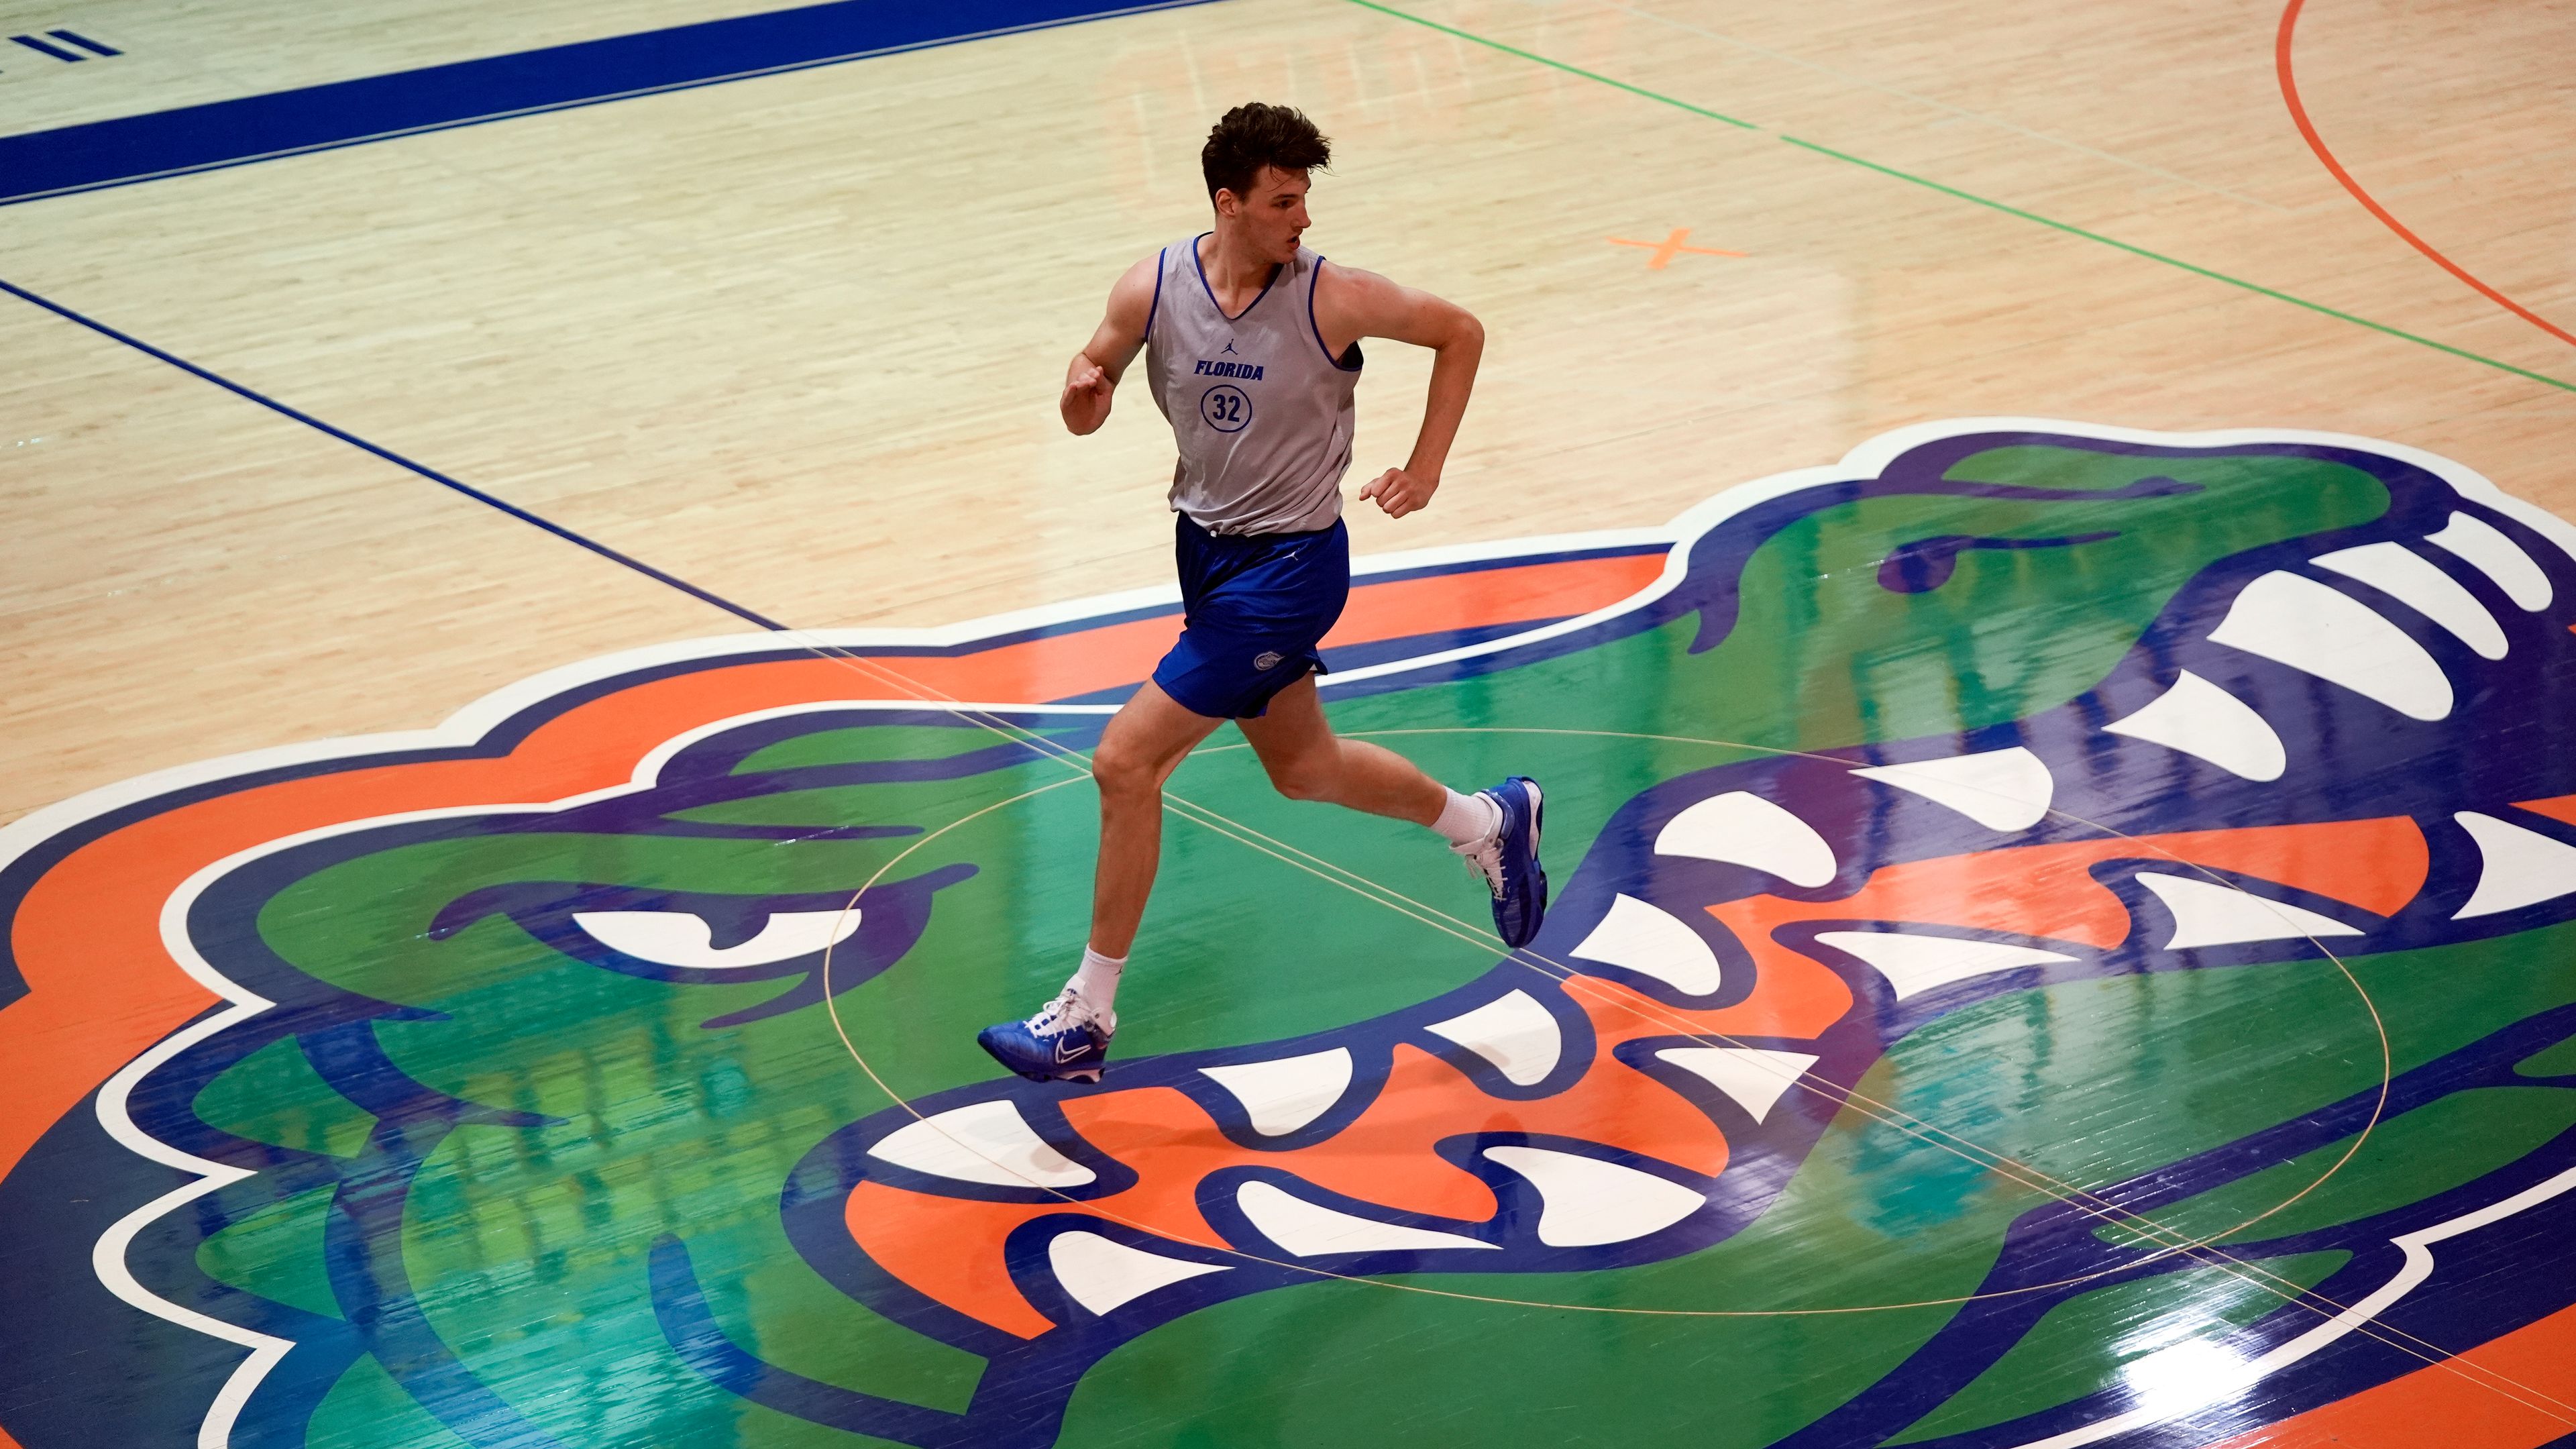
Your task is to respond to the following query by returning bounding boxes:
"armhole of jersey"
[1306,256,1364,372]
[1144,247,1167,345]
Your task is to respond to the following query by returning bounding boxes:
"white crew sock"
[1069,946,1126,1017]
[1432,788,1502,849]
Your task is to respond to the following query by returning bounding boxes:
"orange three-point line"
[1606,227,1746,269]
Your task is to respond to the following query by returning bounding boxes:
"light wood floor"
[3,0,2571,825]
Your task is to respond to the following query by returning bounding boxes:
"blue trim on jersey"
[1190,231,1283,323]
[1306,256,1365,372]
[1144,245,1165,341]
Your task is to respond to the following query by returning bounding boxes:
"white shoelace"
[1025,986,1082,1032]
[1026,985,1112,1036]
[1453,830,1507,900]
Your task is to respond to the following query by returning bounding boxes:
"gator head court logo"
[5,421,2576,1449]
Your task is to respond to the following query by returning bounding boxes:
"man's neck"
[1199,227,1279,305]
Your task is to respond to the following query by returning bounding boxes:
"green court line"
[1784,138,2576,392]
[1339,0,2576,395]
[1341,0,1757,129]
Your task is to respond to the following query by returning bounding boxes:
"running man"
[978,103,1546,1083]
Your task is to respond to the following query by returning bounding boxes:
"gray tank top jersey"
[1142,235,1362,536]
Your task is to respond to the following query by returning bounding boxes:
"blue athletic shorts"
[1151,513,1351,719]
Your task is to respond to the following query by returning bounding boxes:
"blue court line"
[11,33,87,62]
[0,274,789,631]
[0,0,1216,207]
[50,30,123,59]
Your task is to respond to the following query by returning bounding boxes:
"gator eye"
[570,910,861,970]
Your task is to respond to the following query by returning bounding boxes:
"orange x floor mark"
[1605,227,1746,269]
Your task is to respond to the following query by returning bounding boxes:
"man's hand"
[1061,355,1116,435]
[1359,466,1438,519]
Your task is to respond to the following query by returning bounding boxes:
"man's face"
[1218,165,1311,262]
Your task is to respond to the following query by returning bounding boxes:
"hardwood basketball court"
[3,1,2573,1444]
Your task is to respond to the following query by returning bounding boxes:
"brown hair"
[1201,103,1331,202]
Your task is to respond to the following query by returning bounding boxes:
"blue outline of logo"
[17,421,2576,1449]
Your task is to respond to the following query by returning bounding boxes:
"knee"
[1091,741,1159,800]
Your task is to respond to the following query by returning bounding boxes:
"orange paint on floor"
[834,885,1864,1342]
[1708,818,2431,982]
[1570,954,1857,1049]
[845,1184,1061,1338]
[1182,1051,1508,1223]
[0,552,1664,1187]
[2204,1298,2576,1447]
[1322,553,1665,650]
[843,1024,1750,1338]
[1605,227,1746,270]
[2516,794,2576,830]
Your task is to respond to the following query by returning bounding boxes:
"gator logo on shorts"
[5,421,2575,1449]
[1252,649,1283,670]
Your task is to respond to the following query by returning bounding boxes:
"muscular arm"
[1311,264,1485,519]
[1062,256,1159,435]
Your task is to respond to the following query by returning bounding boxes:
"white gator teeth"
[1570,894,1724,995]
[1814,930,2077,1000]
[2133,871,2366,951]
[1654,792,1837,887]
[1424,990,1562,1086]
[2452,812,2576,920]
[573,909,860,969]
[2208,571,2453,721]
[2101,671,2288,782]
[1482,1146,1705,1247]
[1652,1047,1819,1123]
[869,1100,1097,1188]
[1850,746,2054,832]
[2426,511,2553,611]
[1199,1049,1354,1136]
[1046,1232,1225,1316]
[2312,542,2508,659]
[1234,1181,1497,1256]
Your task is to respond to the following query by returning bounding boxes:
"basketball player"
[978,104,1546,1083]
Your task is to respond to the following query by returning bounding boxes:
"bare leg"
[1238,674,1446,824]
[1087,680,1226,958]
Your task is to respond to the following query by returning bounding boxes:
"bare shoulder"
[1075,252,1166,369]
[1312,258,1474,347]
[1312,258,1403,310]
[1104,252,1161,329]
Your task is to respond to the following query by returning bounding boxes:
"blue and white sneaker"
[977,985,1116,1083]
[1456,776,1547,948]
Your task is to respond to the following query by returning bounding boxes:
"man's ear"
[1212,188,1240,219]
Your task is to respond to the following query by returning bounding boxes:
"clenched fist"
[1061,356,1116,435]
[1359,466,1438,519]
